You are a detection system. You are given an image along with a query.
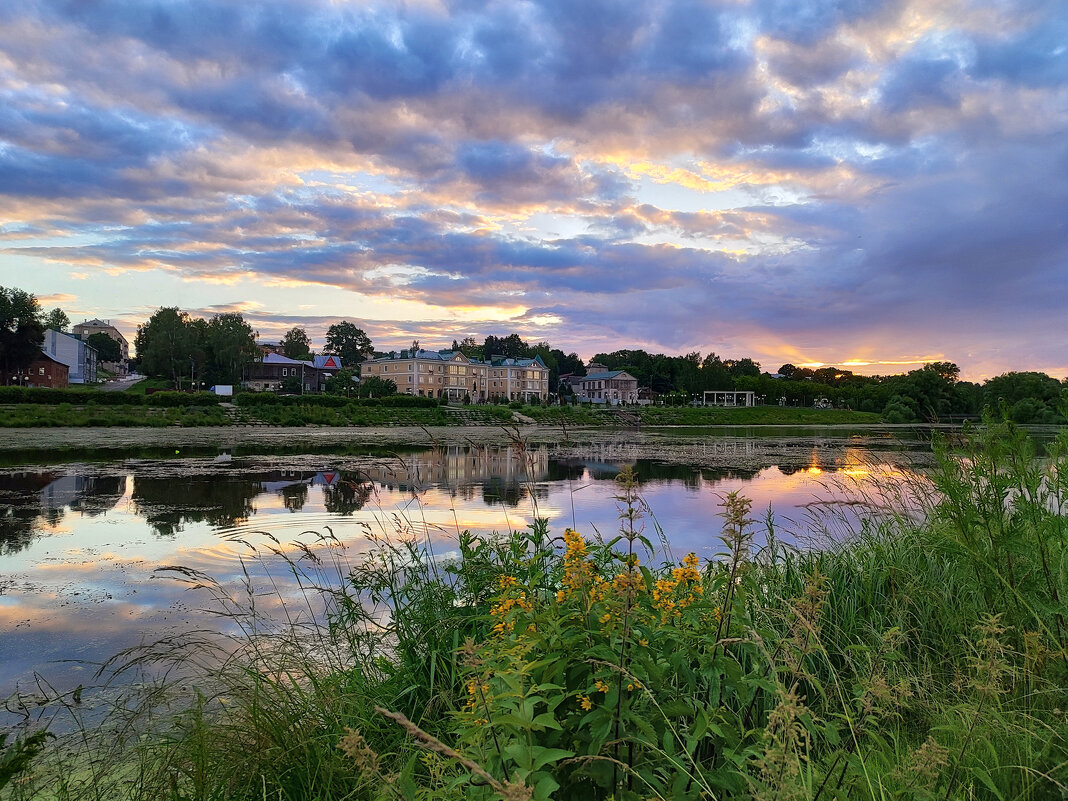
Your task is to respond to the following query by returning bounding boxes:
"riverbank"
[0,396,882,429]
[0,422,945,471]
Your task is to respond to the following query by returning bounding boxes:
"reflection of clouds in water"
[0,445,923,699]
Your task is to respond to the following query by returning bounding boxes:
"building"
[361,348,549,402]
[11,352,69,388]
[242,352,342,393]
[72,319,130,362]
[42,329,97,384]
[577,369,639,405]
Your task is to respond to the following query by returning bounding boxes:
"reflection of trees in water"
[547,460,587,482]
[132,477,261,537]
[0,502,46,554]
[280,482,309,512]
[480,477,549,508]
[0,472,125,554]
[323,476,375,515]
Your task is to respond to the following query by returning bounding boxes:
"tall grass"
[4,416,1066,800]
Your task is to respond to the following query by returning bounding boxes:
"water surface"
[1,435,921,707]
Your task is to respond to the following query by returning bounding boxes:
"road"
[96,372,145,391]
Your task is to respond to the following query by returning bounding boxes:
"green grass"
[7,415,1067,801]
[0,404,229,427]
[520,404,881,426]
[123,377,176,394]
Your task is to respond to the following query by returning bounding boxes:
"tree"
[43,308,70,332]
[0,286,45,383]
[86,332,121,363]
[281,327,312,360]
[325,321,374,368]
[325,367,360,395]
[483,333,531,360]
[135,307,195,388]
[457,336,483,360]
[358,375,397,398]
[205,313,258,385]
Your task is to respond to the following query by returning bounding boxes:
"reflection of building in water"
[38,475,124,514]
[0,472,125,554]
[362,445,550,490]
[257,470,351,512]
[359,446,552,508]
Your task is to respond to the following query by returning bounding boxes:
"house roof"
[364,350,547,369]
[32,350,69,369]
[262,352,307,366]
[313,354,343,370]
[582,370,634,382]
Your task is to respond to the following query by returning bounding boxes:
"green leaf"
[971,766,1006,800]
[532,712,562,730]
[531,747,575,771]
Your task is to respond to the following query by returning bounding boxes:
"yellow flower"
[556,590,565,603]
[578,694,593,711]
[639,638,649,647]
[497,575,518,589]
[595,679,610,694]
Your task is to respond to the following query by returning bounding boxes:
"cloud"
[0,0,1064,379]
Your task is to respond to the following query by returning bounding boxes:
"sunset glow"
[0,0,1065,378]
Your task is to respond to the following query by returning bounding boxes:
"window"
[409,364,413,370]
[39,367,45,375]
[282,367,288,376]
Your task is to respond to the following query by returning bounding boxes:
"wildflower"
[595,679,610,694]
[638,638,648,647]
[578,694,593,711]
[556,590,565,603]
[497,575,518,589]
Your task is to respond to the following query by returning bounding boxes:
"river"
[1,425,935,713]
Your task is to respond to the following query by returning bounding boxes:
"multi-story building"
[12,352,69,388]
[72,319,130,362]
[243,353,343,393]
[578,369,639,405]
[43,329,98,384]
[361,348,549,402]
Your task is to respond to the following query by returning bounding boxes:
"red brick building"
[12,352,69,388]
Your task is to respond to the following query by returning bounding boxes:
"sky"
[0,0,1065,381]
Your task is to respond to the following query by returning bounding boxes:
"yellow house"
[361,348,549,401]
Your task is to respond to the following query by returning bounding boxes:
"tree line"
[4,287,1066,421]
[133,311,377,390]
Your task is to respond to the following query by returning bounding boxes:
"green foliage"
[325,321,374,367]
[86,332,121,362]
[0,285,45,381]
[0,730,53,790]
[281,326,312,359]
[135,307,195,387]
[325,367,360,395]
[203,312,258,385]
[358,374,397,398]
[42,307,70,332]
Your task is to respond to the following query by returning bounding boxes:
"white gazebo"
[702,390,755,407]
